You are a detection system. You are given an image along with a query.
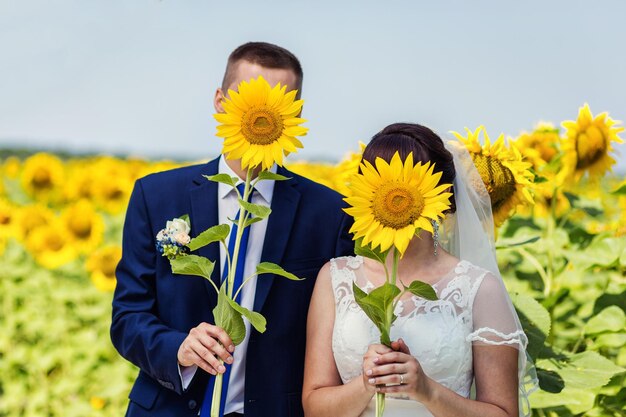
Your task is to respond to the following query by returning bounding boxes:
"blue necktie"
[201,183,252,416]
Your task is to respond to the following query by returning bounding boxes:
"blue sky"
[1,0,625,171]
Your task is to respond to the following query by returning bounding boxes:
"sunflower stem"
[391,249,399,287]
[544,187,559,297]
[210,369,224,417]
[227,169,254,299]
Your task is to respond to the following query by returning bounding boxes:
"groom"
[111,41,354,417]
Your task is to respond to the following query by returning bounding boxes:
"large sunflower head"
[344,152,452,256]
[452,126,534,227]
[560,103,624,183]
[214,75,308,171]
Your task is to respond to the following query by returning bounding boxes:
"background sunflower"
[452,126,534,227]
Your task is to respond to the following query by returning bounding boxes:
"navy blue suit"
[111,157,354,417]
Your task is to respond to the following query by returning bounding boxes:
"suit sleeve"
[110,179,187,395]
[334,210,355,258]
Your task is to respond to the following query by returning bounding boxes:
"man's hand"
[177,323,235,375]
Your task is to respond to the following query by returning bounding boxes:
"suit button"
[188,400,197,409]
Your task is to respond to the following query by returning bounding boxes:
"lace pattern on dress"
[330,256,500,399]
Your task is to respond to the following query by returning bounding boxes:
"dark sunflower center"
[102,253,118,277]
[70,218,93,239]
[473,154,516,213]
[241,106,284,145]
[0,212,11,225]
[575,125,606,170]
[32,168,53,190]
[372,182,424,229]
[45,232,65,251]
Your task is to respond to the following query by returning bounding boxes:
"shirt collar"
[218,155,276,204]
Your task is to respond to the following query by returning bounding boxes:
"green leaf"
[353,283,388,341]
[584,306,626,335]
[226,298,267,334]
[204,174,239,188]
[353,282,401,346]
[566,236,624,269]
[406,280,438,301]
[213,287,246,345]
[354,237,388,265]
[256,262,304,280]
[368,282,401,311]
[529,387,596,414]
[171,255,215,281]
[537,351,626,390]
[256,171,291,182]
[611,182,626,195]
[511,293,551,358]
[594,333,626,349]
[536,367,565,393]
[495,236,540,249]
[180,214,190,227]
[244,216,264,228]
[239,199,272,220]
[188,224,230,251]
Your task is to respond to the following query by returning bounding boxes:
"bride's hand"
[366,338,433,403]
[362,343,393,394]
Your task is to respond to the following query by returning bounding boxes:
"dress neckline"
[353,256,465,297]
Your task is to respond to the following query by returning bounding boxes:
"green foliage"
[0,242,136,417]
[255,262,303,281]
[188,224,230,252]
[353,282,401,346]
[171,254,216,282]
[213,286,246,346]
[498,197,626,416]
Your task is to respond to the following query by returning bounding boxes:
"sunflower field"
[1,104,626,416]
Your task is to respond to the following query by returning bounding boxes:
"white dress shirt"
[179,156,276,415]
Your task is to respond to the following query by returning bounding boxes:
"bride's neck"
[385,230,438,275]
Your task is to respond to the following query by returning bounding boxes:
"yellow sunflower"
[334,141,367,196]
[452,126,534,227]
[20,152,65,202]
[514,122,561,170]
[86,245,122,292]
[3,156,21,179]
[14,204,55,241]
[285,161,336,190]
[25,220,77,269]
[60,199,104,253]
[0,198,17,238]
[214,75,308,171]
[344,152,452,255]
[560,103,624,183]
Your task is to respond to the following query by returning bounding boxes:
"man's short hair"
[222,42,303,95]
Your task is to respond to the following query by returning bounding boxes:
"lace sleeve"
[468,270,538,417]
[469,272,526,349]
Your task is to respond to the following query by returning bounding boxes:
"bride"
[302,123,536,417]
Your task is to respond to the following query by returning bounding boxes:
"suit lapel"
[189,158,221,304]
[254,166,301,313]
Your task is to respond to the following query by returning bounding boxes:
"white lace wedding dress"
[330,256,526,417]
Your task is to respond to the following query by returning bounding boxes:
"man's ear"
[214,88,225,113]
